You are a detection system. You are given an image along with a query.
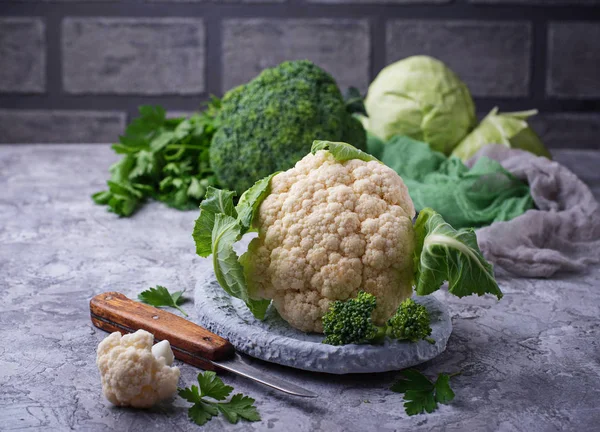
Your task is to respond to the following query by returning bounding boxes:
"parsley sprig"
[391,369,458,416]
[179,371,260,426]
[93,99,221,217]
[138,285,188,317]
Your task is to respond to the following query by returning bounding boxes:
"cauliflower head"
[96,330,180,408]
[241,149,416,333]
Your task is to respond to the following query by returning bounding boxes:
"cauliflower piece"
[96,330,180,408]
[152,340,175,366]
[243,150,416,333]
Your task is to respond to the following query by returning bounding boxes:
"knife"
[90,291,317,398]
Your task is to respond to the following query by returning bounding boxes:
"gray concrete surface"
[1,144,599,431]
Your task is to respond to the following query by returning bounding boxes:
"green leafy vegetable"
[196,370,234,401]
[364,55,476,155]
[178,371,260,426]
[322,293,433,346]
[390,369,457,416]
[413,208,503,299]
[235,173,278,232]
[210,214,250,307]
[322,291,383,346]
[192,176,276,319]
[93,100,220,217]
[216,394,261,424]
[210,60,366,194]
[452,108,551,161]
[311,140,379,163]
[374,135,534,229]
[433,374,455,404]
[192,187,237,258]
[386,299,434,344]
[138,285,188,317]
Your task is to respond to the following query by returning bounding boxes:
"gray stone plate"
[194,270,452,374]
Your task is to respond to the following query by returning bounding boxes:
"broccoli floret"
[322,292,385,346]
[210,60,367,194]
[387,298,435,344]
[322,294,434,346]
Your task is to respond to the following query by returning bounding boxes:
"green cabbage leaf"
[451,108,551,161]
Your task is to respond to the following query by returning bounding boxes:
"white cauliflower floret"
[243,150,416,332]
[96,330,180,408]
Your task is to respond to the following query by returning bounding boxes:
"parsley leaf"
[138,285,188,317]
[93,100,221,217]
[434,374,455,404]
[197,371,233,401]
[217,394,261,424]
[188,402,218,426]
[178,371,260,426]
[404,390,437,415]
[390,369,433,393]
[391,369,458,416]
[178,384,201,403]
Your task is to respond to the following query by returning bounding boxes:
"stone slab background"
[0,1,599,148]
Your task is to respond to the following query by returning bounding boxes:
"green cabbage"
[451,108,551,161]
[364,56,476,155]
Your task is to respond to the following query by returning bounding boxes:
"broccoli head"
[322,294,434,346]
[322,292,384,346]
[387,298,434,344]
[210,60,367,193]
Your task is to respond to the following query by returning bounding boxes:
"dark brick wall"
[0,1,599,148]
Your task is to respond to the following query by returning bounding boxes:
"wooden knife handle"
[90,291,234,370]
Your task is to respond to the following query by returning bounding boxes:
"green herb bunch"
[179,371,260,426]
[391,369,458,415]
[93,99,221,217]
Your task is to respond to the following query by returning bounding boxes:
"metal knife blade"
[212,353,317,398]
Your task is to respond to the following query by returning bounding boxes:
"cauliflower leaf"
[413,208,503,299]
[192,177,275,319]
[311,140,379,163]
[193,187,237,257]
[236,173,277,232]
[212,214,271,319]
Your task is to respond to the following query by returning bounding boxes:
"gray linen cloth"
[466,145,600,278]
